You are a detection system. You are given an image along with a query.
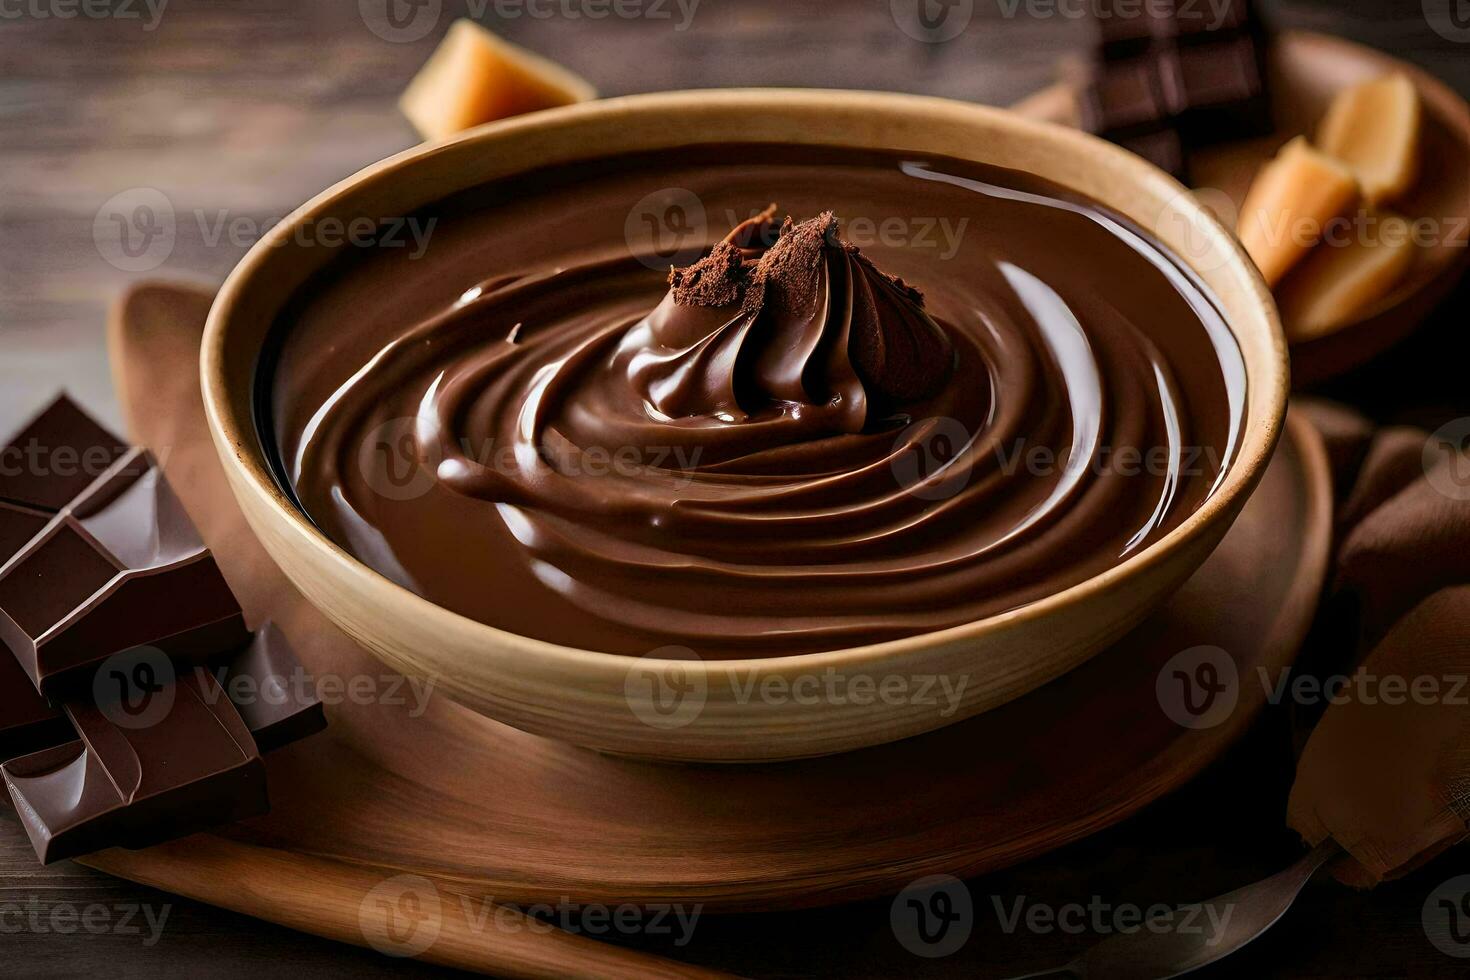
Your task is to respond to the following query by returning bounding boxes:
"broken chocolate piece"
[0,396,330,865]
[3,665,266,864]
[0,500,49,570]
[1077,50,1184,135]
[0,647,71,762]
[0,395,129,513]
[4,623,327,763]
[0,447,249,697]
[1097,1,1177,58]
[1076,0,1273,180]
[1173,35,1271,145]
[217,622,326,754]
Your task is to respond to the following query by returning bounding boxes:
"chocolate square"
[0,643,71,762]
[1174,0,1251,41]
[1175,35,1272,144]
[0,396,128,513]
[1097,0,1178,57]
[1077,0,1273,171]
[3,666,267,864]
[0,448,249,696]
[1080,51,1186,134]
[218,623,327,754]
[0,501,50,569]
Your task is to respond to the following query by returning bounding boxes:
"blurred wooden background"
[3,1,1470,976]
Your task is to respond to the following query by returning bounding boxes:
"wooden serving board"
[83,282,1330,973]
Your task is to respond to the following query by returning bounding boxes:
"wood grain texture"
[84,837,734,980]
[5,1,1470,976]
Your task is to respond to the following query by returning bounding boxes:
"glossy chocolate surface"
[1077,0,1273,179]
[0,647,70,762]
[0,395,130,514]
[3,667,267,864]
[0,448,249,696]
[0,397,324,864]
[217,623,326,754]
[266,146,1246,659]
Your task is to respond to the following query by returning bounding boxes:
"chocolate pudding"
[262,146,1246,659]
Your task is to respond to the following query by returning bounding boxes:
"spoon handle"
[1013,840,1340,980]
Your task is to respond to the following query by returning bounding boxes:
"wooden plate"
[1014,31,1470,386]
[88,284,1331,939]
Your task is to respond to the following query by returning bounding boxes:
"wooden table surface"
[4,1,1470,976]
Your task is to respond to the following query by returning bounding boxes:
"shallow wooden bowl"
[1015,31,1470,385]
[201,90,1287,762]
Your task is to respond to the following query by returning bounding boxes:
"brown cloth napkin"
[1289,399,1470,886]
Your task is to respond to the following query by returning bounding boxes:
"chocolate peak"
[646,209,954,431]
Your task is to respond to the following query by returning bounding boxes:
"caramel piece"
[1317,74,1421,206]
[399,19,596,141]
[1237,137,1359,287]
[1276,210,1416,341]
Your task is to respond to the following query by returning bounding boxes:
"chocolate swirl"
[638,207,954,436]
[272,150,1244,658]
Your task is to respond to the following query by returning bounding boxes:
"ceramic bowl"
[202,90,1288,761]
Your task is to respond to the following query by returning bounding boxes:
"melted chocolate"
[265,147,1246,659]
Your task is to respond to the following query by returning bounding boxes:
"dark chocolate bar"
[0,395,325,865]
[1173,33,1271,144]
[0,447,249,696]
[1077,49,1184,135]
[0,500,50,564]
[3,620,325,764]
[1077,0,1273,180]
[0,395,129,514]
[217,623,326,754]
[3,663,267,864]
[0,645,72,761]
[0,403,108,759]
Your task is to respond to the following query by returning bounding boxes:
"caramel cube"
[399,19,597,141]
[1317,74,1421,206]
[1237,137,1360,287]
[1276,210,1417,341]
